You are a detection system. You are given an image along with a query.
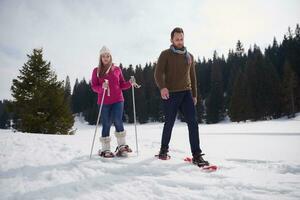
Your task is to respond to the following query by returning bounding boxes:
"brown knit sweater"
[154,48,197,97]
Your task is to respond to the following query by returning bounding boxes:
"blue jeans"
[161,90,202,155]
[101,101,125,137]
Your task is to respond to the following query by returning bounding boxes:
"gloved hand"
[129,79,141,88]
[102,81,109,90]
[129,77,141,88]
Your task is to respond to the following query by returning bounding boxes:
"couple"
[91,27,209,166]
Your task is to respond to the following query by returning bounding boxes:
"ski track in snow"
[1,116,300,200]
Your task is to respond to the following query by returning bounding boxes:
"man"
[154,27,209,166]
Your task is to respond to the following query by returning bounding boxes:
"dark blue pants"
[161,90,202,155]
[101,101,125,137]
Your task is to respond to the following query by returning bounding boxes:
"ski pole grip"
[130,76,141,88]
[104,79,110,96]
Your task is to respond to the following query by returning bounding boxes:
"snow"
[1,115,300,200]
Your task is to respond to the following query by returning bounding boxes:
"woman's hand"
[102,81,109,89]
[129,79,141,88]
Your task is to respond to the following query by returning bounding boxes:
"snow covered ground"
[1,115,300,200]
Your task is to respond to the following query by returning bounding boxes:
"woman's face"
[101,53,111,65]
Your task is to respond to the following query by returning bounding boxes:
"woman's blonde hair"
[97,53,112,77]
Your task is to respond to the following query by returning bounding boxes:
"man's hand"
[160,88,169,100]
[193,97,197,105]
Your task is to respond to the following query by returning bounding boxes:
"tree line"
[0,24,299,133]
[72,24,300,124]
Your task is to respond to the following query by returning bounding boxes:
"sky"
[0,0,299,100]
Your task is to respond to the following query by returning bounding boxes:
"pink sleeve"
[119,68,132,90]
[91,68,104,94]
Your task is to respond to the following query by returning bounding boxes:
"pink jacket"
[91,65,132,105]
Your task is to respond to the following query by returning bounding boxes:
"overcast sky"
[1,0,299,100]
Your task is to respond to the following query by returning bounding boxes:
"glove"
[102,81,109,90]
[129,78,141,88]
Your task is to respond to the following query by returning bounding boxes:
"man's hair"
[171,27,184,39]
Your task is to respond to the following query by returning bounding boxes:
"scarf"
[170,45,192,65]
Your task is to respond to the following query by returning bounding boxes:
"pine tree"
[123,64,135,123]
[11,48,74,134]
[235,40,244,56]
[194,60,205,123]
[225,41,246,110]
[71,78,80,113]
[0,100,11,129]
[244,46,281,120]
[82,81,98,125]
[229,72,251,122]
[282,60,298,118]
[64,76,71,99]
[71,78,90,114]
[64,76,72,110]
[205,51,225,123]
[265,37,284,80]
[134,65,148,123]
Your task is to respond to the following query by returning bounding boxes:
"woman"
[91,46,135,158]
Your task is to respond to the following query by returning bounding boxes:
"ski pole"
[130,76,141,155]
[89,79,109,159]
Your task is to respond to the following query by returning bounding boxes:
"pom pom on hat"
[100,46,111,55]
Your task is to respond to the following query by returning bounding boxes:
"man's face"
[171,32,184,49]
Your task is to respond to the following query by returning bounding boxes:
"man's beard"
[174,44,184,49]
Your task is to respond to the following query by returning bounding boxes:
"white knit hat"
[100,46,111,55]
